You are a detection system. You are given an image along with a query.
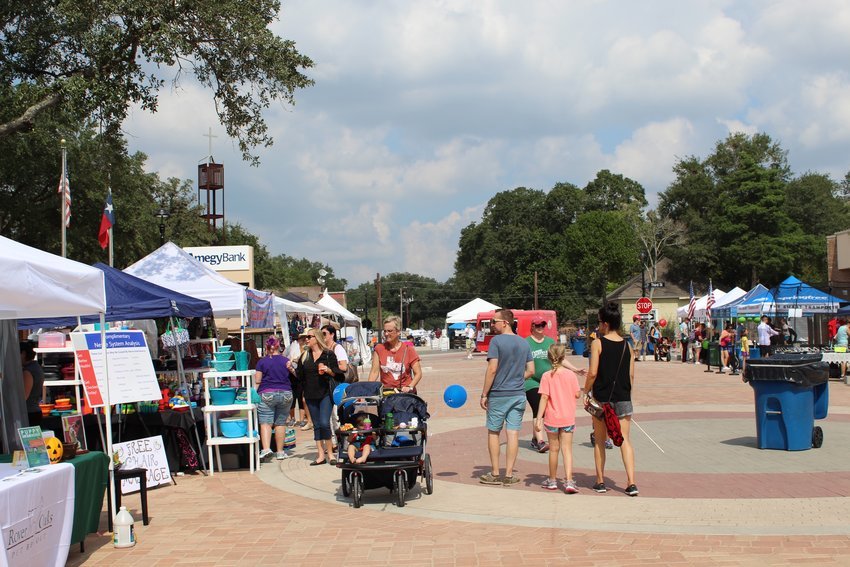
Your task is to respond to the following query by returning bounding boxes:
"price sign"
[636,297,653,314]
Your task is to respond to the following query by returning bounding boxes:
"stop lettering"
[636,297,653,314]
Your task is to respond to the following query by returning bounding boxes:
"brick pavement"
[66,349,850,565]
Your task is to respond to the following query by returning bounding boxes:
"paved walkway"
[67,350,850,565]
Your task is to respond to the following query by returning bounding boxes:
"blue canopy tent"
[19,262,213,328]
[746,276,845,315]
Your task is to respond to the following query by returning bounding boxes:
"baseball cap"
[531,316,546,326]
[345,336,354,342]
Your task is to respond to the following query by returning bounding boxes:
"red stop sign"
[636,297,653,314]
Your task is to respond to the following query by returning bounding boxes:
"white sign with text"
[113,436,172,494]
[184,245,251,271]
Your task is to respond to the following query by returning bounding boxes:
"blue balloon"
[332,383,349,406]
[443,384,467,409]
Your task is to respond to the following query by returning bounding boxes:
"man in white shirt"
[757,316,779,358]
[465,324,477,359]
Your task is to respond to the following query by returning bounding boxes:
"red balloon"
[659,319,667,327]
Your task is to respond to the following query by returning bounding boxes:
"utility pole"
[534,271,539,310]
[376,274,383,342]
[399,287,404,330]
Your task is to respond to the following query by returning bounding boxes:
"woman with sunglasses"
[294,328,341,465]
[367,315,422,393]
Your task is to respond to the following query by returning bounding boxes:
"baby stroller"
[335,382,433,508]
[655,338,671,362]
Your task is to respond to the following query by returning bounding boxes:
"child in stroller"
[655,337,671,361]
[344,415,376,464]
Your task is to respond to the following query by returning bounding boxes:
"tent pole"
[99,313,118,532]
[169,317,207,473]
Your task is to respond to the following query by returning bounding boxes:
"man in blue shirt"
[479,309,534,486]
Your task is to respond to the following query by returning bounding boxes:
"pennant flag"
[706,279,715,322]
[686,280,696,320]
[98,191,114,249]
[58,172,71,227]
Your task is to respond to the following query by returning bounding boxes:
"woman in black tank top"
[583,302,638,496]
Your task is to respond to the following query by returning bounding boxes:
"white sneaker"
[259,449,273,462]
[275,451,288,460]
[564,480,579,494]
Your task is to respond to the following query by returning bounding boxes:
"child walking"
[535,344,582,494]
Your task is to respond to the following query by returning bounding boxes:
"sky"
[121,0,850,287]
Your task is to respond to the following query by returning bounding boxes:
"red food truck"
[474,309,558,353]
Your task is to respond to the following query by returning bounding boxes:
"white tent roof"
[0,235,106,319]
[446,298,501,323]
[677,288,726,319]
[709,287,746,310]
[124,242,246,317]
[318,292,361,325]
[275,296,323,315]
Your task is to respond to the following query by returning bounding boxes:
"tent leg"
[169,318,207,474]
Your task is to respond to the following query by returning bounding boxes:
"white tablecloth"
[816,352,850,364]
[0,463,75,567]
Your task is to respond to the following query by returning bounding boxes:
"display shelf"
[201,366,259,475]
[36,347,84,418]
[43,380,82,387]
[34,346,74,354]
[203,403,256,413]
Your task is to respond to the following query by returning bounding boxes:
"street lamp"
[156,207,170,245]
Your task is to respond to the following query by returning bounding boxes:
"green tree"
[660,132,816,288]
[584,169,648,212]
[0,0,314,163]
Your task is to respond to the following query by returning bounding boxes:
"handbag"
[583,394,605,418]
[344,364,359,384]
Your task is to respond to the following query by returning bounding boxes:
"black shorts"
[525,388,541,418]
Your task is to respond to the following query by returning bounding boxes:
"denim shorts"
[258,390,293,426]
[486,394,526,432]
[612,401,633,418]
[545,424,575,434]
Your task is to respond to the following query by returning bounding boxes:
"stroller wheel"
[341,471,350,497]
[352,474,363,508]
[423,454,434,495]
[395,471,407,507]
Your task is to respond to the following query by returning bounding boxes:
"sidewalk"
[67,350,850,565]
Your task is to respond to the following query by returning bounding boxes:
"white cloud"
[121,0,850,285]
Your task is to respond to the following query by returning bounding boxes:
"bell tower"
[198,128,225,233]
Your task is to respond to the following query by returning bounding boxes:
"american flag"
[58,170,71,227]
[706,279,715,323]
[687,280,696,320]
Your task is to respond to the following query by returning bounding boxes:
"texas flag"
[98,191,114,249]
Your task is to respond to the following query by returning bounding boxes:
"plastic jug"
[113,506,136,548]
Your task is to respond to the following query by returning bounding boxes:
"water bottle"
[113,506,136,548]
[385,412,394,430]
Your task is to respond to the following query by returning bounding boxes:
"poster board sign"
[17,426,49,467]
[113,436,172,494]
[61,414,87,450]
[70,330,160,407]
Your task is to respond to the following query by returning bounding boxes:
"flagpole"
[107,174,114,267]
[60,138,67,258]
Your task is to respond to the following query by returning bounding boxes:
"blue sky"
[122,1,850,287]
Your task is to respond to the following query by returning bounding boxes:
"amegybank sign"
[184,245,251,271]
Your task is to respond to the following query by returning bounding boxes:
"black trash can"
[744,354,829,450]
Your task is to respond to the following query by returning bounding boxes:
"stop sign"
[636,297,653,314]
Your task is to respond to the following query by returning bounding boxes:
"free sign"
[636,297,653,314]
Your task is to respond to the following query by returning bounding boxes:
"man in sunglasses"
[479,309,534,486]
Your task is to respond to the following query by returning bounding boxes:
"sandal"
[309,459,326,466]
[301,423,313,431]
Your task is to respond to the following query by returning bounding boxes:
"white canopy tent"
[677,288,726,321]
[707,287,746,313]
[317,292,371,366]
[124,242,247,318]
[0,236,116,523]
[446,298,500,324]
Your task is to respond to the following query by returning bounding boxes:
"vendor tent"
[737,277,843,315]
[317,292,371,366]
[124,242,246,317]
[676,288,725,321]
[714,284,769,318]
[446,298,500,324]
[0,236,107,453]
[19,262,213,328]
[0,235,106,319]
[706,287,746,319]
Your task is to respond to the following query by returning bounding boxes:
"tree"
[660,132,815,288]
[583,169,648,213]
[0,0,314,164]
[636,210,686,299]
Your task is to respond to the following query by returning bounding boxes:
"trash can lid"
[744,353,829,387]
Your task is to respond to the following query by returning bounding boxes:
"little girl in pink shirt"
[535,344,582,493]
